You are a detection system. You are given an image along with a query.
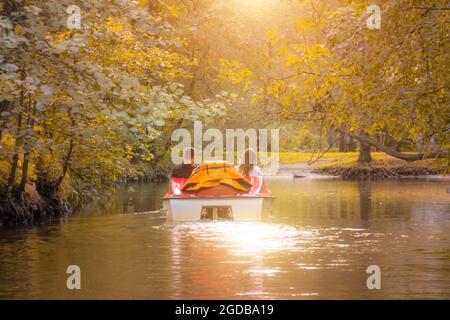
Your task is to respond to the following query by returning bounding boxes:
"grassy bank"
[278,151,418,164]
[276,152,448,179]
[312,158,448,179]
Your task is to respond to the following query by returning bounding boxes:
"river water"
[0,177,449,299]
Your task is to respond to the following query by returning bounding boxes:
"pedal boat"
[162,176,274,221]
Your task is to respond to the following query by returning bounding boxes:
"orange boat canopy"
[181,162,253,193]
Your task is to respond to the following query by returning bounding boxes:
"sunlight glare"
[208,222,310,255]
[234,0,275,10]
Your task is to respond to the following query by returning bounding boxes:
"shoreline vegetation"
[311,158,448,180]
[278,152,449,179]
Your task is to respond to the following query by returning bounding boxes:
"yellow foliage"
[266,29,279,45]
[277,152,393,164]
[294,17,316,32]
[1,133,15,148]
[138,0,149,7]
[15,25,25,36]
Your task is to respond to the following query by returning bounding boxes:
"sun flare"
[235,0,275,10]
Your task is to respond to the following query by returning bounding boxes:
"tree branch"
[344,130,447,162]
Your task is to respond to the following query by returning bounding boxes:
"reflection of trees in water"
[357,181,421,224]
[269,179,364,220]
[269,179,449,223]
[0,229,33,299]
[358,181,372,223]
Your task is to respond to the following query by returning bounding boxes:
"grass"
[313,156,449,177]
[277,151,394,164]
[275,151,448,176]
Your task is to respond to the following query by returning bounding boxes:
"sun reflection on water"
[167,220,397,298]
[171,221,317,256]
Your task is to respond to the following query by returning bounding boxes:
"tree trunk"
[339,129,347,152]
[358,142,372,164]
[53,138,74,188]
[7,111,22,192]
[357,132,373,164]
[7,151,20,191]
[18,152,30,193]
[0,100,12,144]
[7,72,26,193]
[18,95,35,193]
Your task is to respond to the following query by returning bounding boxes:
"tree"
[218,0,449,163]
[0,0,224,222]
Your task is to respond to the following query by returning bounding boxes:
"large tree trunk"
[18,152,30,193]
[358,142,372,164]
[357,132,373,164]
[7,149,20,190]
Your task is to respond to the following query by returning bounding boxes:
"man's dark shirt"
[171,163,198,178]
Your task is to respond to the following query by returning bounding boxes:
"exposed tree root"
[313,164,444,180]
[0,191,71,226]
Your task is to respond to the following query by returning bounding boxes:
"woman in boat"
[237,148,261,177]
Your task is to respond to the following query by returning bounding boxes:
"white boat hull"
[162,197,273,221]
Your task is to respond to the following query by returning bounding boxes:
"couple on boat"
[163,148,272,221]
[172,147,261,179]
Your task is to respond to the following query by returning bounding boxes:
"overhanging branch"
[344,130,447,162]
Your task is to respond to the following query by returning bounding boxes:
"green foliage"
[0,0,225,201]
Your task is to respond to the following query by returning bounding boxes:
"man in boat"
[171,147,198,178]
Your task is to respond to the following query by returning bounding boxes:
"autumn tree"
[0,0,224,223]
[219,0,449,163]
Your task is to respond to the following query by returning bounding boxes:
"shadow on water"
[359,181,372,224]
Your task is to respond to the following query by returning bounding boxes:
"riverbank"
[0,186,71,226]
[277,152,449,179]
[312,158,448,179]
[0,159,165,226]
